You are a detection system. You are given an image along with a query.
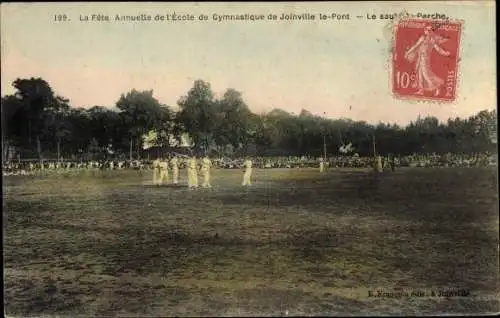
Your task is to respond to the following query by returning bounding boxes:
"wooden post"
[323,134,327,161]
[57,139,61,162]
[323,112,327,161]
[129,138,133,161]
[136,136,140,160]
[372,134,377,157]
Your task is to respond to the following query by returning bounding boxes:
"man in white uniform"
[375,155,383,172]
[159,157,169,185]
[319,157,325,172]
[170,156,179,184]
[187,156,199,189]
[242,158,253,186]
[152,157,161,185]
[201,156,212,188]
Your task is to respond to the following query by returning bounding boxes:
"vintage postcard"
[1,1,498,316]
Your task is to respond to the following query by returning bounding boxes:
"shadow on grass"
[8,217,497,293]
[3,168,499,316]
[216,168,498,223]
[139,184,186,189]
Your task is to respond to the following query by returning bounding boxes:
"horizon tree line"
[1,77,497,161]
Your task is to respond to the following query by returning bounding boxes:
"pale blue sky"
[1,2,496,125]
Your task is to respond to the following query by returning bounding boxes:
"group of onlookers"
[2,152,496,176]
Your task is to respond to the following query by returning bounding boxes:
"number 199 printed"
[54,14,69,22]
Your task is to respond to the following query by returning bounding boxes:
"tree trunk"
[129,138,133,161]
[136,136,140,160]
[28,119,32,148]
[2,115,7,162]
[323,135,327,160]
[3,139,8,163]
[57,138,61,162]
[36,135,42,159]
[205,137,209,156]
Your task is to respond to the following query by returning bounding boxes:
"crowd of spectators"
[3,152,496,176]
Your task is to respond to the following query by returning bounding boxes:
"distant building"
[176,133,194,148]
[142,131,194,159]
[5,145,20,162]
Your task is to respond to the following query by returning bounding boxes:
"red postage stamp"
[392,18,463,102]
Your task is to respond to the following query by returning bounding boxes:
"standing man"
[187,155,199,189]
[389,154,396,172]
[171,155,179,185]
[319,157,325,173]
[201,155,212,188]
[152,157,161,186]
[159,157,169,185]
[375,155,383,172]
[242,157,253,186]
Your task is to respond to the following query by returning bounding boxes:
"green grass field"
[3,167,499,316]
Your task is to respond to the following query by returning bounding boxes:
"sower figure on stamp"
[170,156,179,185]
[201,155,212,188]
[404,25,451,96]
[242,157,253,187]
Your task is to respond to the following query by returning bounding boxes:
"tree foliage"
[177,80,218,154]
[1,77,497,160]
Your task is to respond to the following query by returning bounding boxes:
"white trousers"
[159,169,169,184]
[188,169,198,188]
[376,158,383,172]
[153,168,161,185]
[202,170,211,188]
[242,169,252,186]
[172,167,179,184]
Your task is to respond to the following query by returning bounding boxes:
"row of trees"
[1,77,497,161]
